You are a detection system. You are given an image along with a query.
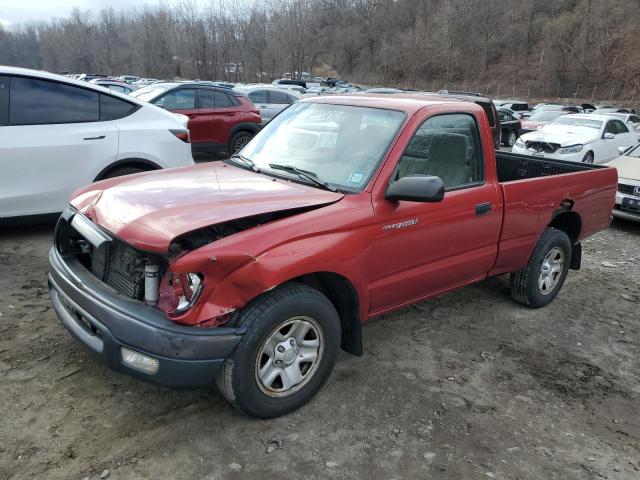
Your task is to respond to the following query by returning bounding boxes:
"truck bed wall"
[490,157,618,276]
[495,151,604,182]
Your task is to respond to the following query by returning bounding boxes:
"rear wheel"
[581,151,594,163]
[510,228,571,308]
[215,283,341,418]
[229,131,253,155]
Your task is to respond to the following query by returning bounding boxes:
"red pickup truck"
[48,94,617,418]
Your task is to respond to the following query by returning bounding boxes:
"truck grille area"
[56,213,153,301]
[91,240,145,300]
[525,141,560,154]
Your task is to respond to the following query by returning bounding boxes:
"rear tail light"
[170,129,190,143]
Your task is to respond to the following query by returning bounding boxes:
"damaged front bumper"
[48,247,245,388]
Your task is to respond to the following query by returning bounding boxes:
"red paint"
[69,94,617,327]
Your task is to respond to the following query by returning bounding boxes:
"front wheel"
[581,151,594,163]
[510,227,571,308]
[215,283,341,418]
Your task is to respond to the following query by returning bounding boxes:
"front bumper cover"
[48,247,245,388]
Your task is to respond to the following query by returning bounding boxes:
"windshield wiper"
[268,163,338,192]
[228,154,259,172]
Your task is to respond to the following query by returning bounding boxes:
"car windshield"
[552,117,603,129]
[528,111,564,121]
[237,102,406,192]
[130,84,174,102]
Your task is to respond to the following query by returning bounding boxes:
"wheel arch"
[94,158,161,181]
[549,209,581,245]
[293,272,363,356]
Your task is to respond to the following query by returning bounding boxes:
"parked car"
[88,79,133,94]
[513,114,639,163]
[0,66,194,219]
[593,107,635,114]
[130,82,261,157]
[78,74,107,82]
[523,104,583,119]
[607,145,640,222]
[132,78,160,89]
[118,75,140,85]
[233,86,299,125]
[48,92,616,418]
[498,108,521,146]
[519,110,568,134]
[494,99,529,114]
[436,90,501,149]
[598,112,640,129]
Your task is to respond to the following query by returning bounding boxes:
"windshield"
[130,84,174,102]
[552,117,602,129]
[238,102,406,191]
[528,111,565,122]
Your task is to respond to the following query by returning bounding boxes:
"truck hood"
[71,163,344,253]
[521,126,599,146]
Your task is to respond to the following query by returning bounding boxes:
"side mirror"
[603,132,615,140]
[385,175,445,203]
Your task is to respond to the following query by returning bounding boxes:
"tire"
[101,166,146,179]
[510,227,571,308]
[581,151,594,163]
[215,283,341,418]
[229,131,254,155]
[505,130,518,147]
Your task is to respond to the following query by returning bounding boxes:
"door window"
[269,90,292,105]
[214,91,234,108]
[0,76,8,125]
[9,76,99,125]
[198,89,216,108]
[604,121,617,135]
[157,89,196,110]
[628,115,640,125]
[613,120,629,134]
[396,113,484,189]
[248,90,267,104]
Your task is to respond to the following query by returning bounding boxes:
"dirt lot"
[1,219,639,480]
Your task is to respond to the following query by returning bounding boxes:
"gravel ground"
[1,218,639,480]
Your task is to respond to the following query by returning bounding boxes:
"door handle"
[83,135,105,140]
[475,202,492,216]
[186,114,197,118]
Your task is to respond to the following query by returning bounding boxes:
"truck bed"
[490,151,618,278]
[496,151,605,183]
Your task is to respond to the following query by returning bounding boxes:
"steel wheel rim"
[508,131,517,146]
[255,316,324,398]
[538,247,565,295]
[234,135,250,152]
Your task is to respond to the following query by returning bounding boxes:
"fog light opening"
[121,347,159,375]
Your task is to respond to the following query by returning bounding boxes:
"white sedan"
[512,114,639,163]
[0,66,194,219]
[607,144,640,222]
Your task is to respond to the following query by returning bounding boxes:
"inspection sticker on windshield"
[349,172,365,184]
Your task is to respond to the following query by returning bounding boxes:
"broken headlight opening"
[160,272,204,316]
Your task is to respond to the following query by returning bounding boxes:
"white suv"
[0,66,194,219]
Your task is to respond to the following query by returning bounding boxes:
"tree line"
[1,0,639,100]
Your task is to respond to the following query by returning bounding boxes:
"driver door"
[369,112,502,313]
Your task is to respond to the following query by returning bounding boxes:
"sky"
[0,0,213,27]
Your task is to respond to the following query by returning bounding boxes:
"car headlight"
[558,144,583,154]
[160,272,204,315]
[514,138,525,148]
